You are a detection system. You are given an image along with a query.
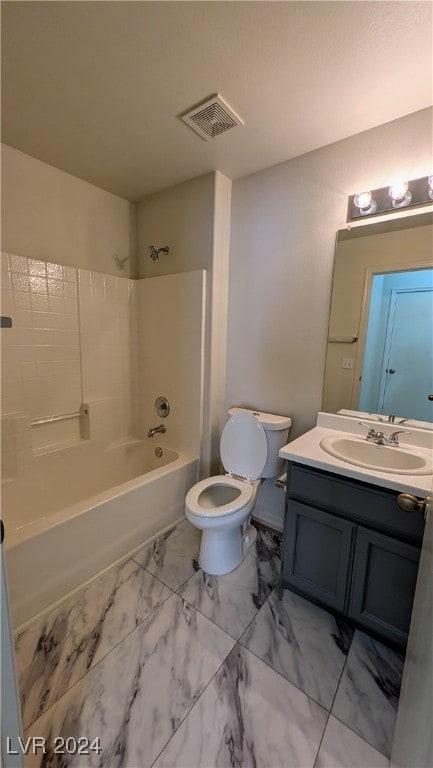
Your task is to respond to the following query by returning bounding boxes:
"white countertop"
[279,413,433,496]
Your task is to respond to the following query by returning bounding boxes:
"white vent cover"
[180,94,244,141]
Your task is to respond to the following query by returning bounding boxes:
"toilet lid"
[220,411,267,480]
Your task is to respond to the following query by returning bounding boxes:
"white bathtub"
[2,440,198,628]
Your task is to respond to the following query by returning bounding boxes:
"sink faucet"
[358,422,411,447]
[369,413,408,424]
[147,424,166,438]
[387,430,412,446]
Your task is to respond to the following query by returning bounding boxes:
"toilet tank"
[228,407,291,478]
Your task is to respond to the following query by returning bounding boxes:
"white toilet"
[185,407,291,575]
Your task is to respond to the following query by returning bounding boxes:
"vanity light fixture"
[389,180,412,208]
[347,175,433,221]
[353,191,377,216]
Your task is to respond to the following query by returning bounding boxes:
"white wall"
[136,171,231,475]
[226,107,433,442]
[1,250,138,480]
[136,271,206,456]
[1,144,136,277]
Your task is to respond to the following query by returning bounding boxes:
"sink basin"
[320,435,432,475]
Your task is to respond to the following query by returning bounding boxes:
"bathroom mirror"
[322,211,433,427]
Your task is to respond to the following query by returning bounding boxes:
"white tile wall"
[78,269,138,445]
[1,252,82,457]
[1,253,205,485]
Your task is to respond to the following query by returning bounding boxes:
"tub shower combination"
[1,254,205,630]
[4,438,198,628]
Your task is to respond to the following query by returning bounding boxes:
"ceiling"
[2,1,432,202]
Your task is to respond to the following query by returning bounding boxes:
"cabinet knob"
[428,394,433,401]
[397,493,427,515]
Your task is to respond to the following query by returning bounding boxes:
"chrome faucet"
[387,430,412,447]
[359,422,383,442]
[369,413,408,424]
[147,424,166,438]
[359,422,411,447]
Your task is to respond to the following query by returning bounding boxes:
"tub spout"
[148,424,166,438]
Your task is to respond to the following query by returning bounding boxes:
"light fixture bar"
[347,175,433,222]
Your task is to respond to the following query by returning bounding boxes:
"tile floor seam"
[329,711,390,761]
[237,584,274,643]
[329,630,400,760]
[176,558,281,644]
[149,641,240,768]
[236,585,348,714]
[177,592,241,643]
[328,630,353,712]
[131,555,186,593]
[312,712,332,768]
[236,637,333,716]
[173,567,202,594]
[311,634,355,768]
[21,588,177,731]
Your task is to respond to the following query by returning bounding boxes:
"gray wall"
[226,107,433,439]
[1,145,136,277]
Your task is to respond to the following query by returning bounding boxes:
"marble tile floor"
[15,519,402,767]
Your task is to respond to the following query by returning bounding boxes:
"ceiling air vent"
[179,94,244,141]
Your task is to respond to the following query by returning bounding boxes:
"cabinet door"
[348,527,420,647]
[282,500,355,612]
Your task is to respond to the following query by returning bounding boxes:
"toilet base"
[198,523,257,576]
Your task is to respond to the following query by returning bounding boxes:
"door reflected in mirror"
[359,268,433,422]
[322,212,433,428]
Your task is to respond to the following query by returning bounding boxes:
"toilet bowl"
[185,407,291,576]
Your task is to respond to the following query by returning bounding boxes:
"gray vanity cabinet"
[283,501,355,612]
[282,462,424,647]
[348,528,420,646]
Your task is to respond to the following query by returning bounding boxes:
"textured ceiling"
[2,1,432,201]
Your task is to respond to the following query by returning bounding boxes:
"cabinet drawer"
[288,463,424,542]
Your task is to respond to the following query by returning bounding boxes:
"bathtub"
[2,439,199,629]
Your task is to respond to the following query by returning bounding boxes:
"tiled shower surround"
[14,521,400,767]
[1,251,137,468]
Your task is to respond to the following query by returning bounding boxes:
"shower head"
[149,245,170,261]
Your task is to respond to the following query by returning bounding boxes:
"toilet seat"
[185,475,255,519]
[220,411,267,481]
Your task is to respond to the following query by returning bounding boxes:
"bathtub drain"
[155,447,163,458]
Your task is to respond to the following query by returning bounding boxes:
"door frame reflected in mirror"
[322,211,433,429]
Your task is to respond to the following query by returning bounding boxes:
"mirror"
[322,211,433,428]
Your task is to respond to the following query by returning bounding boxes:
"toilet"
[185,407,291,575]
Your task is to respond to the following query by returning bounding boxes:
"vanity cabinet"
[281,463,425,647]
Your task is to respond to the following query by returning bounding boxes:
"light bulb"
[353,191,377,215]
[389,180,412,208]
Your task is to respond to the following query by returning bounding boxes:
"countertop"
[279,412,433,496]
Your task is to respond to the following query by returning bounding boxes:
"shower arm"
[148,245,170,261]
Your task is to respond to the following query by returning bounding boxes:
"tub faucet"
[147,424,166,438]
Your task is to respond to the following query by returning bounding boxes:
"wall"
[136,171,231,475]
[226,108,433,441]
[1,144,137,277]
[1,251,137,480]
[77,269,138,445]
[136,271,206,456]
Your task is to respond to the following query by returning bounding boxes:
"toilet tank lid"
[228,407,291,431]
